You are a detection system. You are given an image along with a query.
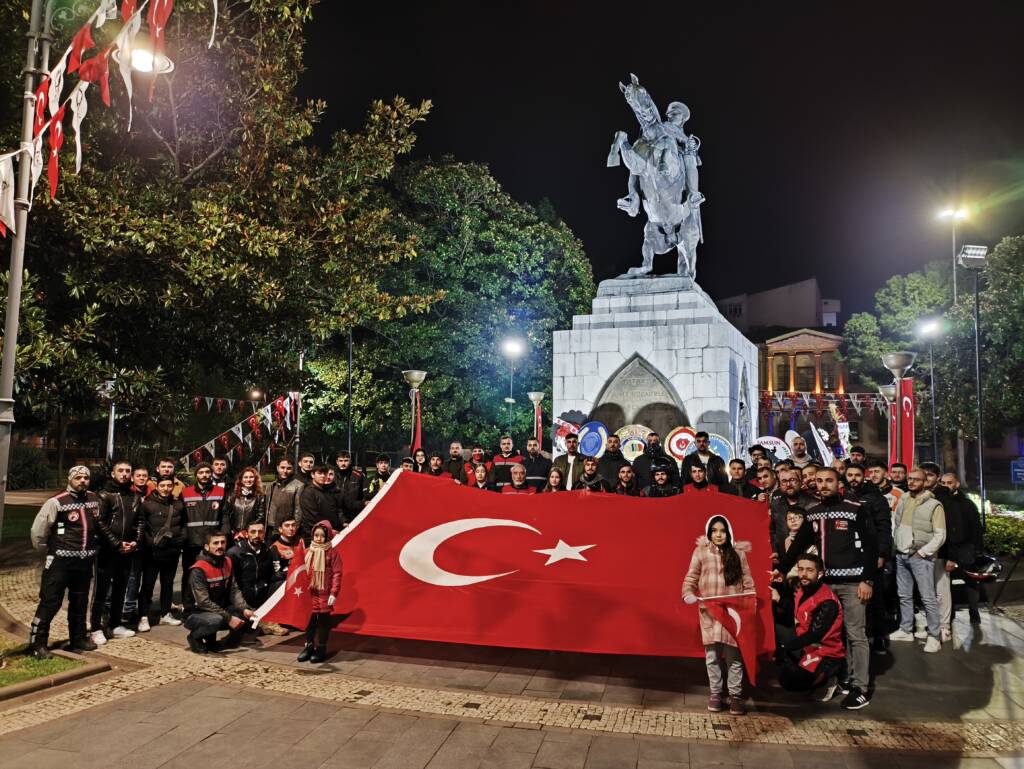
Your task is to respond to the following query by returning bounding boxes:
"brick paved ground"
[2,556,1023,768]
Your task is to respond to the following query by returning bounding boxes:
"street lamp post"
[917,319,942,462]
[882,351,916,469]
[402,370,427,452]
[500,338,524,436]
[958,244,989,527]
[936,207,968,304]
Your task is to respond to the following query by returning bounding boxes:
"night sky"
[300,2,1024,317]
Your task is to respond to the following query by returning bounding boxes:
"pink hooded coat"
[307,520,343,613]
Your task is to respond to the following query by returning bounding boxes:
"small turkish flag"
[68,23,95,73]
[33,76,50,137]
[260,539,312,628]
[47,106,66,198]
[699,593,760,684]
[78,49,111,107]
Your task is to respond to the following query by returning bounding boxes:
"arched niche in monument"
[590,354,688,437]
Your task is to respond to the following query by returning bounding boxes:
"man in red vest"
[771,552,846,699]
[183,531,253,654]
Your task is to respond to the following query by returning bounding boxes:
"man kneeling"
[184,532,254,654]
[771,553,846,699]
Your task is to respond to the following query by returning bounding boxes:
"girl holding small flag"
[297,520,342,663]
[683,515,754,715]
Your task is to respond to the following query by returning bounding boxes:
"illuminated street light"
[112,42,175,74]
[958,245,989,527]
[500,338,526,433]
[936,206,969,303]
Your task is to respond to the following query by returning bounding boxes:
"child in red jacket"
[297,520,342,663]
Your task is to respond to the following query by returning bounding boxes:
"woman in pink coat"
[297,520,343,663]
[683,515,754,714]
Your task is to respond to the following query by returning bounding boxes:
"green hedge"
[7,445,49,490]
[984,515,1024,557]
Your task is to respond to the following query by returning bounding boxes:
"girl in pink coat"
[297,520,342,663]
[683,515,754,714]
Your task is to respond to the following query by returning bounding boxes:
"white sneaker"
[111,626,135,639]
[940,628,952,642]
[90,629,107,646]
[160,613,183,627]
[913,629,929,640]
[889,629,915,642]
[137,617,151,633]
[923,637,941,653]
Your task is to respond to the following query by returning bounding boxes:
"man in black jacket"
[681,431,727,487]
[184,532,254,654]
[334,451,365,522]
[29,467,121,657]
[939,473,985,625]
[597,435,630,484]
[521,438,552,492]
[444,442,466,482]
[613,465,640,496]
[724,459,757,497]
[299,464,341,540]
[769,468,816,550]
[777,467,878,710]
[633,432,680,490]
[227,521,287,635]
[89,460,144,645]
[577,457,612,492]
[642,463,679,498]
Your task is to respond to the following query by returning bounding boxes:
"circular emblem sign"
[707,433,735,461]
[67,510,80,522]
[577,421,609,458]
[665,426,697,461]
[616,424,653,463]
[756,435,792,461]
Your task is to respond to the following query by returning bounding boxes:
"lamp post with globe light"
[501,338,525,435]
[958,244,990,527]
[0,2,176,543]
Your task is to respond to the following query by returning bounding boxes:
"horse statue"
[607,74,704,279]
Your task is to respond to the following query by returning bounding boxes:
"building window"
[774,357,790,390]
[795,353,815,392]
[821,353,837,390]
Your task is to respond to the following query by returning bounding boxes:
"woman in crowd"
[683,515,755,716]
[542,467,566,493]
[224,466,266,536]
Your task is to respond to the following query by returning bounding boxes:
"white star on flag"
[533,540,595,566]
[293,586,303,597]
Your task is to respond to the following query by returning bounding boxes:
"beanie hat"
[68,465,91,480]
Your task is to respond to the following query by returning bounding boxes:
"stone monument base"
[552,274,758,454]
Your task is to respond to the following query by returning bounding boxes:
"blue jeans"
[895,553,940,639]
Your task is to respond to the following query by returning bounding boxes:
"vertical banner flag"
[412,390,422,453]
[534,400,543,443]
[0,156,15,237]
[257,474,776,666]
[888,399,898,469]
[899,377,915,469]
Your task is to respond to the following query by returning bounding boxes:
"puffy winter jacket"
[140,495,186,550]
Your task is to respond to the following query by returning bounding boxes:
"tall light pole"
[917,318,942,462]
[958,244,989,527]
[882,351,916,468]
[936,207,968,304]
[500,338,525,435]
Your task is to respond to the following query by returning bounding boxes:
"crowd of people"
[26,431,986,715]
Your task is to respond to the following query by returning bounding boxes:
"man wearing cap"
[642,463,680,497]
[29,467,121,657]
[633,432,680,490]
[745,444,767,482]
[847,446,867,467]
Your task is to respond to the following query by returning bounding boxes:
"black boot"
[309,645,327,663]
[296,643,314,662]
[31,643,54,660]
[68,636,97,652]
[186,631,208,655]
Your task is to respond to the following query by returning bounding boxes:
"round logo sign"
[577,421,609,458]
[616,424,653,463]
[755,435,792,461]
[67,510,80,522]
[665,426,697,461]
[707,433,735,461]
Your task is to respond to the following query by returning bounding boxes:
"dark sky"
[300,1,1024,317]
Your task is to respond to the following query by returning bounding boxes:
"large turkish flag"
[256,473,776,662]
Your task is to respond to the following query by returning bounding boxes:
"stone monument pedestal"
[552,275,758,454]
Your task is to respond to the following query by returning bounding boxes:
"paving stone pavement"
[2,558,1024,767]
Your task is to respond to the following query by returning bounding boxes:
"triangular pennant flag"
[96,0,118,26]
[261,404,273,424]
[33,76,50,137]
[68,23,95,73]
[204,397,213,411]
[245,433,253,449]
[121,0,138,23]
[47,53,68,119]
[113,11,142,129]
[47,106,66,199]
[29,135,44,203]
[69,82,88,174]
[183,456,190,472]
[147,0,175,56]
[78,48,111,107]
[204,440,215,457]
[226,399,235,411]
[0,157,15,237]
[231,423,243,440]
[264,447,272,466]
[800,392,811,408]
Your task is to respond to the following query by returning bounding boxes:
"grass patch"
[1,505,37,544]
[0,634,82,688]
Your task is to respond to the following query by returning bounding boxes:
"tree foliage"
[0,0,436,449]
[304,159,595,452]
